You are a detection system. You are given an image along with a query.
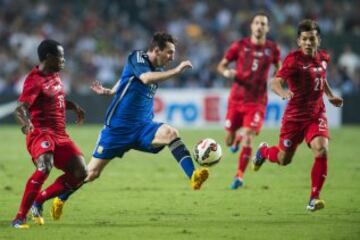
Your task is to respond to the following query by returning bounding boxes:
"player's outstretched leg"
[168,137,209,190]
[191,168,209,190]
[252,142,269,171]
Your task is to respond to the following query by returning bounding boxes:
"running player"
[217,12,281,189]
[12,39,87,228]
[51,32,209,220]
[252,19,343,211]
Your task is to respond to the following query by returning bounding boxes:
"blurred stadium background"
[1,1,360,239]
[0,0,359,126]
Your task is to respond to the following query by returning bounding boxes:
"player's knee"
[281,158,292,166]
[314,145,328,157]
[242,134,254,146]
[164,126,179,142]
[279,153,293,166]
[36,153,54,174]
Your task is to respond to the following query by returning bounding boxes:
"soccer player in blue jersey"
[50,32,209,220]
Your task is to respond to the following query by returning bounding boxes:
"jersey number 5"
[251,59,259,72]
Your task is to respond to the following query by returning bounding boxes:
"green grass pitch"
[0,125,359,240]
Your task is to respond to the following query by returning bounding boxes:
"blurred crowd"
[0,0,359,95]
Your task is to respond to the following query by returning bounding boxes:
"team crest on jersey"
[283,139,292,148]
[41,141,50,149]
[264,48,272,56]
[97,145,104,154]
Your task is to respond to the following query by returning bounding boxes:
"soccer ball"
[193,138,222,167]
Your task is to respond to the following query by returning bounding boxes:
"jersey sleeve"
[321,50,330,63]
[18,75,41,106]
[129,51,152,78]
[276,54,296,81]
[224,41,240,62]
[272,44,281,64]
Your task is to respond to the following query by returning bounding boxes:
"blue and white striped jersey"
[104,50,162,128]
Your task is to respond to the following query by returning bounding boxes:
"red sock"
[35,173,82,205]
[15,170,48,219]
[311,156,328,199]
[236,146,252,178]
[260,145,280,163]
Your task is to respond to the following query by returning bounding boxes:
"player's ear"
[317,35,321,47]
[154,46,161,55]
[297,37,301,48]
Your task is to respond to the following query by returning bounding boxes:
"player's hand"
[281,90,294,100]
[91,81,108,95]
[21,122,34,135]
[74,105,85,125]
[328,96,343,107]
[223,69,237,80]
[176,60,193,74]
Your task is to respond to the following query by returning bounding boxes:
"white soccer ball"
[193,138,222,167]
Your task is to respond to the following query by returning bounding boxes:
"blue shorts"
[93,122,164,159]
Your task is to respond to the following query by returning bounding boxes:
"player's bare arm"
[217,58,236,79]
[139,60,192,84]
[65,100,85,125]
[15,102,34,134]
[271,77,294,100]
[324,79,343,107]
[271,61,282,77]
[90,80,119,96]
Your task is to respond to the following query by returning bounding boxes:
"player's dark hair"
[297,19,321,37]
[37,39,62,62]
[251,11,270,23]
[149,32,176,51]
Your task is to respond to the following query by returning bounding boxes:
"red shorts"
[26,129,83,171]
[225,103,265,134]
[279,114,329,152]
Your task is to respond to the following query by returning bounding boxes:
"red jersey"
[276,49,330,121]
[224,37,280,106]
[18,66,68,138]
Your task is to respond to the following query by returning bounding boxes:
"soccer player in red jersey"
[217,12,281,189]
[12,39,87,228]
[252,19,343,211]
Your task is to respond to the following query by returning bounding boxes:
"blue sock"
[58,191,73,201]
[169,138,195,179]
[58,181,85,201]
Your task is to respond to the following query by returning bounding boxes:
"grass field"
[0,125,360,240]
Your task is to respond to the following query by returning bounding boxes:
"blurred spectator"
[0,0,359,95]
[338,45,360,80]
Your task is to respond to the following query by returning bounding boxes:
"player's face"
[297,30,320,56]
[251,15,269,39]
[156,42,175,67]
[47,46,65,72]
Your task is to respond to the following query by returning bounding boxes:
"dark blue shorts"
[93,122,164,159]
